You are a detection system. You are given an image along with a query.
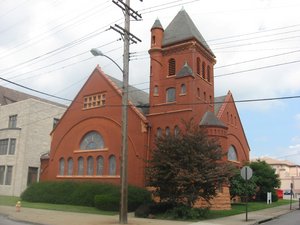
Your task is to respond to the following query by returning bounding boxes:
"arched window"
[227,145,238,161]
[97,156,104,175]
[196,57,201,75]
[59,158,65,176]
[157,127,162,137]
[87,156,94,176]
[80,131,104,150]
[67,158,73,176]
[154,85,159,95]
[180,84,186,94]
[168,58,176,76]
[202,62,206,79]
[174,126,180,137]
[109,155,116,175]
[165,127,170,136]
[166,87,176,102]
[77,157,84,175]
[207,65,211,82]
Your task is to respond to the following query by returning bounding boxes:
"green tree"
[229,169,256,201]
[147,120,232,208]
[249,160,280,201]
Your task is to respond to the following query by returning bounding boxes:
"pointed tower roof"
[162,9,214,56]
[151,18,163,30]
[176,61,194,78]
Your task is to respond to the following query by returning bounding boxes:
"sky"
[0,0,300,164]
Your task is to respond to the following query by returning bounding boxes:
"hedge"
[21,181,151,211]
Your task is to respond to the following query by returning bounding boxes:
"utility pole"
[111,0,141,224]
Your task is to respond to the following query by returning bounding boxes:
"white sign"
[241,166,253,180]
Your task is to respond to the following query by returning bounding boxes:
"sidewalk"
[0,202,298,225]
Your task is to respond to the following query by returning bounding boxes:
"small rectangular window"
[0,139,8,155]
[5,166,13,185]
[166,88,176,103]
[0,166,5,185]
[8,139,16,155]
[8,115,17,128]
[27,167,38,186]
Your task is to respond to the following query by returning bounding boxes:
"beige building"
[0,86,66,196]
[257,157,300,197]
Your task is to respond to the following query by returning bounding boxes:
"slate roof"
[199,111,226,128]
[151,18,163,30]
[0,85,66,107]
[106,75,149,115]
[162,9,214,56]
[214,95,226,115]
[176,62,194,78]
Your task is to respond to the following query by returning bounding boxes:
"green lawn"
[0,195,293,220]
[207,199,294,219]
[0,195,116,215]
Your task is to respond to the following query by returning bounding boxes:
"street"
[0,215,35,225]
[262,210,300,225]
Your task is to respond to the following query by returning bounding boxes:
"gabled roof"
[176,61,194,78]
[162,9,214,56]
[199,111,227,128]
[0,85,66,108]
[106,75,149,115]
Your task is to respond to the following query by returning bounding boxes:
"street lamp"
[90,48,123,73]
[90,48,129,223]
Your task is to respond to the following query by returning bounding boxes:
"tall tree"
[250,160,280,201]
[147,120,232,208]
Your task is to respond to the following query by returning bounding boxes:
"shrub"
[21,181,151,211]
[166,205,209,220]
[94,194,119,211]
[134,203,151,218]
[94,186,152,212]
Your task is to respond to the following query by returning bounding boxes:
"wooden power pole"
[111,0,141,224]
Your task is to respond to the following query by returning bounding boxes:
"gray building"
[0,86,66,196]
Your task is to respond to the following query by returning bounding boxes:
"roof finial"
[180,6,185,11]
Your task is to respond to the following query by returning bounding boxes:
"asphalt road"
[262,210,300,225]
[0,216,34,225]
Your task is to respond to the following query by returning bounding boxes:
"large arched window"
[166,87,176,103]
[109,155,116,175]
[87,156,94,175]
[80,131,104,150]
[168,58,176,76]
[67,158,73,176]
[227,145,238,161]
[77,157,84,175]
[97,156,104,175]
[59,158,65,176]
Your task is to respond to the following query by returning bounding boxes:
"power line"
[215,49,300,69]
[215,59,300,78]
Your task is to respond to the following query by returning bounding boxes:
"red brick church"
[40,9,250,209]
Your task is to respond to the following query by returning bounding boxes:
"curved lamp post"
[90,48,129,224]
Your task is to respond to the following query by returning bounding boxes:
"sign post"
[241,166,253,222]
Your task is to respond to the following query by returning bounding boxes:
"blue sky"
[0,0,300,163]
